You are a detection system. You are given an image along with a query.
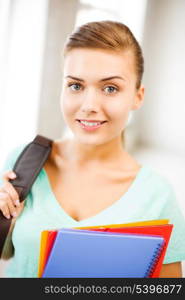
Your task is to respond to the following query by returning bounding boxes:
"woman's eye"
[104,86,118,94]
[68,83,82,91]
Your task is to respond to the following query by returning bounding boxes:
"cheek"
[61,95,78,119]
[105,100,131,122]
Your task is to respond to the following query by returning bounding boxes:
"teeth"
[80,120,101,126]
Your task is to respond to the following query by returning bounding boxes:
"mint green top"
[1,144,185,278]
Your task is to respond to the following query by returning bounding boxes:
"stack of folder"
[38,219,173,278]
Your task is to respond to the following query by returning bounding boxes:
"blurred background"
[0,0,185,276]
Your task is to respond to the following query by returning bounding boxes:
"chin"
[74,134,111,146]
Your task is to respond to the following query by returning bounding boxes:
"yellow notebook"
[74,219,169,229]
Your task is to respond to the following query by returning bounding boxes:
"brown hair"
[63,20,144,144]
[63,20,144,89]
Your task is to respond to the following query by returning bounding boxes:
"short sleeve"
[158,183,185,264]
[0,144,27,188]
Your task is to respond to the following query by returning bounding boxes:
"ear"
[131,84,145,111]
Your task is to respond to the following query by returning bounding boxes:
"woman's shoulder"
[46,138,71,168]
[3,138,66,169]
[140,164,175,196]
[122,152,174,196]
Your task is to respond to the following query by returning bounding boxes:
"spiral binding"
[144,240,165,278]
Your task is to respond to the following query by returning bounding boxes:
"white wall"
[0,0,49,277]
[134,0,185,155]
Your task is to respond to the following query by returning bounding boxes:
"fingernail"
[12,212,17,217]
[6,215,10,219]
[15,200,20,206]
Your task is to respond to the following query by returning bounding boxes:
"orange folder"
[38,230,57,278]
[38,230,49,278]
[38,219,169,277]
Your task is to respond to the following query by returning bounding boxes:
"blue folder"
[42,228,164,278]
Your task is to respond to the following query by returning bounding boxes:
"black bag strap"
[0,134,53,258]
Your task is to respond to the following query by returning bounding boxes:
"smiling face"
[60,48,144,145]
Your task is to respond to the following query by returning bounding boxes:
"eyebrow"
[65,75,126,82]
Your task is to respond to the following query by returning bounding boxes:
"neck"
[65,136,126,167]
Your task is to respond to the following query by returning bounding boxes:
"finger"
[2,170,20,206]
[2,170,17,181]
[0,192,24,219]
[6,196,19,218]
[1,181,20,207]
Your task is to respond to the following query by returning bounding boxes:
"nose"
[80,87,99,113]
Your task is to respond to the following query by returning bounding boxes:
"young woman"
[0,20,185,278]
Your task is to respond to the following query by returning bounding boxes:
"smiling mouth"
[76,119,107,130]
